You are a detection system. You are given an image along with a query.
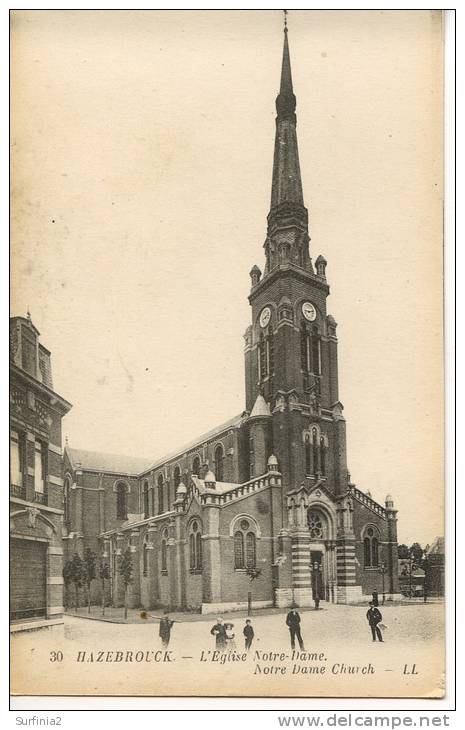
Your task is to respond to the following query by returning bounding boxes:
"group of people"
[155,602,386,649]
[210,618,255,651]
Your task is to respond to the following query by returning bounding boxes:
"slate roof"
[141,412,245,475]
[68,411,246,478]
[66,447,153,476]
[249,394,272,419]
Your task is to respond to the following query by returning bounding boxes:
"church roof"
[66,447,152,476]
[67,412,245,478]
[141,412,245,475]
[249,394,272,419]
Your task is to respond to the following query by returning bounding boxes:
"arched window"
[258,329,274,381]
[150,486,155,516]
[311,326,321,376]
[258,332,267,380]
[174,466,181,489]
[234,531,244,569]
[305,434,311,474]
[157,474,164,515]
[301,322,321,375]
[312,428,319,474]
[63,475,71,523]
[143,481,149,519]
[116,482,128,520]
[268,328,274,376]
[363,527,380,568]
[189,520,202,572]
[234,518,256,570]
[214,445,224,482]
[320,436,326,476]
[161,528,168,573]
[301,322,310,372]
[246,532,256,569]
[192,456,201,477]
[142,537,149,577]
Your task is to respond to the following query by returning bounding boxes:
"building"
[425,537,445,597]
[63,26,400,613]
[10,313,72,632]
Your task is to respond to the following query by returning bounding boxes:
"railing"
[201,470,281,506]
[10,484,26,500]
[33,491,48,505]
[352,486,386,518]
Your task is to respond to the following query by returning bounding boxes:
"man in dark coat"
[243,619,254,651]
[210,617,227,650]
[286,609,305,650]
[366,602,383,642]
[159,610,175,648]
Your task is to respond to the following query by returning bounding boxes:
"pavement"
[65,597,444,625]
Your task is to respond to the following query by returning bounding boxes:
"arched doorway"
[307,507,336,603]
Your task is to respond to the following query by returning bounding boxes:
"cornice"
[249,264,329,304]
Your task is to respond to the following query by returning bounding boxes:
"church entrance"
[307,508,336,603]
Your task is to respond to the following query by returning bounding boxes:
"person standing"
[225,622,236,651]
[159,610,175,648]
[312,563,323,610]
[286,609,305,651]
[210,617,228,651]
[243,619,254,651]
[366,602,383,642]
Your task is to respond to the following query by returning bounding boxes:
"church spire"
[265,16,311,274]
[276,22,296,122]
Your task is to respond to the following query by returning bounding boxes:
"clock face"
[302,301,317,322]
[259,307,272,328]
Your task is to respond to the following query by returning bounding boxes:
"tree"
[409,542,424,567]
[118,548,133,619]
[65,553,84,611]
[397,544,410,559]
[62,559,74,611]
[99,560,111,616]
[82,548,97,613]
[245,565,262,615]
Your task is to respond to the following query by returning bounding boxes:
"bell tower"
[244,20,349,498]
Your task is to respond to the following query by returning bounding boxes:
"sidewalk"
[65,604,327,625]
[65,596,444,625]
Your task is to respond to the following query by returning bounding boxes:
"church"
[62,25,400,613]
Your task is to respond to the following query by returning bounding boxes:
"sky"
[11,10,443,546]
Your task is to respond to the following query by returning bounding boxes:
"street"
[11,601,444,698]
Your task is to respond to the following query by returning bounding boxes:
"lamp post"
[379,562,387,605]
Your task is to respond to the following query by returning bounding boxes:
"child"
[243,619,254,651]
[225,622,236,651]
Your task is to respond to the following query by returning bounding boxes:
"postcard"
[10,9,445,698]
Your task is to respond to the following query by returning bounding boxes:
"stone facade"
[62,28,400,613]
[10,315,72,632]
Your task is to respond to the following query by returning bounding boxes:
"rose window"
[308,511,324,539]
